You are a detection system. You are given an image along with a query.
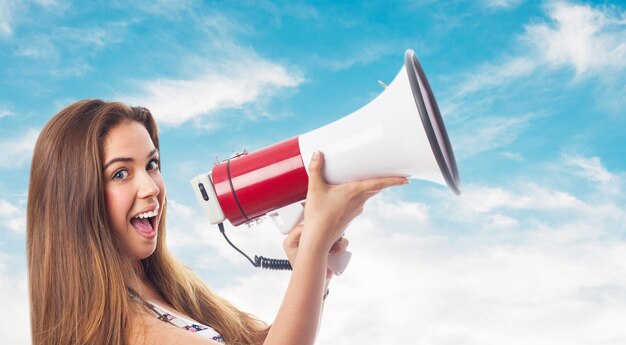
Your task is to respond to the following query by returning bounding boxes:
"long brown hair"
[27,100,266,344]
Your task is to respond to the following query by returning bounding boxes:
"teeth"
[134,208,159,219]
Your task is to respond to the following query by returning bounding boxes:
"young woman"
[27,99,407,344]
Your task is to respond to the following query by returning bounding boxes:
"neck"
[126,258,168,305]
[124,258,147,293]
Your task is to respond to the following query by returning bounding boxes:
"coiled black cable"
[217,222,292,271]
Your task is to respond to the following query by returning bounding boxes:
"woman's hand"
[298,151,408,254]
[267,152,407,345]
[284,225,349,283]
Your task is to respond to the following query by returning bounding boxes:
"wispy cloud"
[128,49,304,127]
[443,1,626,161]
[482,0,523,10]
[562,155,619,184]
[3,2,130,80]
[453,57,536,98]
[0,129,39,169]
[13,36,57,59]
[32,0,70,10]
[453,113,535,158]
[0,199,26,234]
[0,252,30,344]
[560,154,623,198]
[320,224,626,344]
[454,2,626,98]
[0,106,13,118]
[435,154,626,238]
[124,0,194,15]
[447,183,584,220]
[524,1,626,78]
[0,0,17,37]
[0,0,70,39]
[313,43,399,72]
[14,21,129,61]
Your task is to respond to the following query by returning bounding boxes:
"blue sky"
[1,0,626,344]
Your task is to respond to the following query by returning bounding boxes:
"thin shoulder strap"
[128,290,179,326]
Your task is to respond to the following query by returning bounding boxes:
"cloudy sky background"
[1,0,626,344]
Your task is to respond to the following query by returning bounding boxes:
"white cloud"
[15,21,129,61]
[500,151,524,161]
[0,129,39,169]
[314,43,398,72]
[0,108,13,118]
[0,0,70,39]
[524,1,626,78]
[562,155,618,184]
[443,182,626,231]
[446,183,572,219]
[453,2,626,97]
[0,199,26,234]
[316,225,626,345]
[454,114,534,158]
[33,0,69,9]
[60,24,128,48]
[213,189,626,345]
[0,252,31,344]
[0,0,16,37]
[124,0,194,15]
[128,51,304,127]
[487,213,519,228]
[560,155,623,198]
[454,57,536,98]
[368,195,429,223]
[482,0,523,10]
[14,36,58,59]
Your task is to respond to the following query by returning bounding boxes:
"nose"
[137,170,160,199]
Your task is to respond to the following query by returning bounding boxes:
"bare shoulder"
[128,309,222,345]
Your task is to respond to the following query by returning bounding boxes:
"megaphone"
[191,49,460,273]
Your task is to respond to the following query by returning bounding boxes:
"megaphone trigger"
[268,202,305,235]
[328,251,352,276]
[269,202,353,275]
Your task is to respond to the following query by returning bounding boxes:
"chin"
[131,245,158,260]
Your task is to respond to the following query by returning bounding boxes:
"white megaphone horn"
[191,49,461,274]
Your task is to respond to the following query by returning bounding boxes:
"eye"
[112,169,129,181]
[147,158,159,171]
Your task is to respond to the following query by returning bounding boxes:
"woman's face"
[102,120,166,260]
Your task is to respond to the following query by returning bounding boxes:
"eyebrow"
[103,148,158,171]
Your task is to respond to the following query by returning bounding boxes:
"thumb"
[307,150,326,189]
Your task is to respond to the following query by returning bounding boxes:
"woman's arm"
[263,151,408,345]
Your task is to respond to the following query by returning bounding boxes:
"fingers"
[307,151,326,190]
[329,237,349,255]
[283,224,303,250]
[307,150,408,194]
[357,176,409,193]
[344,177,408,204]
[290,224,304,235]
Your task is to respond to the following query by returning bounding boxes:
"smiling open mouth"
[130,208,158,237]
[130,216,155,234]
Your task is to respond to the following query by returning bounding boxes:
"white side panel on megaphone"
[299,59,443,186]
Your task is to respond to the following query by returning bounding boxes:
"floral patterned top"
[131,293,225,343]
